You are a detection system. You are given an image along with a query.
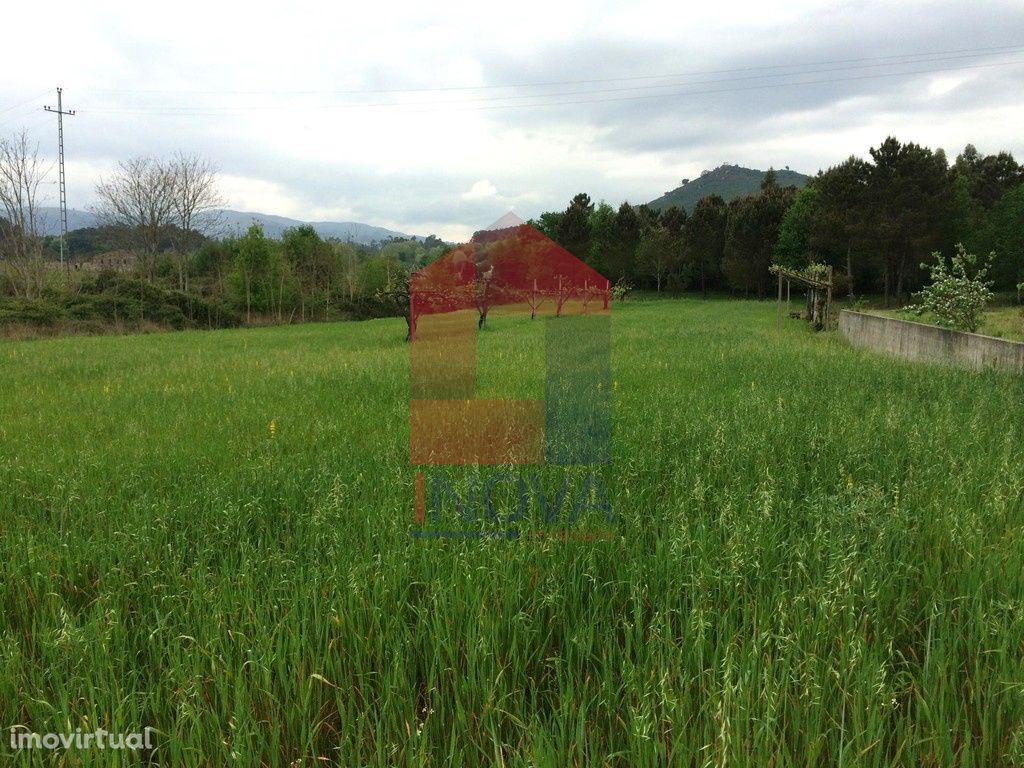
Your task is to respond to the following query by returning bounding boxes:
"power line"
[0,90,53,118]
[78,43,1024,96]
[75,54,1024,116]
[471,57,1024,113]
[43,87,75,270]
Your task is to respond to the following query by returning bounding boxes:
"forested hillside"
[533,138,1024,304]
[648,164,810,212]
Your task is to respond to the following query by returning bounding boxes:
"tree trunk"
[846,244,854,298]
[245,274,252,324]
[895,245,908,305]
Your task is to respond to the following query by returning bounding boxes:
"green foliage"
[0,296,66,327]
[810,156,870,290]
[280,225,342,320]
[13,135,1020,338]
[660,205,687,238]
[953,143,1024,209]
[234,223,273,274]
[587,201,616,275]
[722,183,795,297]
[374,264,412,338]
[0,271,240,332]
[609,276,633,302]
[980,184,1024,289]
[804,261,830,280]
[556,193,594,261]
[684,194,727,296]
[358,252,401,298]
[772,186,818,269]
[530,211,563,241]
[648,163,810,212]
[868,137,953,300]
[771,261,829,281]
[906,243,994,332]
[635,224,677,292]
[229,223,296,320]
[605,202,640,283]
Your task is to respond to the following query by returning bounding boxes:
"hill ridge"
[35,207,420,245]
[648,164,811,212]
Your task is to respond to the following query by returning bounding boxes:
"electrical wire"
[74,53,1024,117]
[77,43,1024,96]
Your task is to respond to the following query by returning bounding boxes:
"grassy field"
[1,299,1023,766]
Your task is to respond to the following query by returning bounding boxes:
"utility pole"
[44,87,75,271]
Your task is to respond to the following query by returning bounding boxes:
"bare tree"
[93,157,177,281]
[0,131,49,298]
[475,263,494,329]
[526,278,545,319]
[553,274,573,317]
[338,242,361,305]
[167,152,224,291]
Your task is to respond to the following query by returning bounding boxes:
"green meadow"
[1,299,1023,766]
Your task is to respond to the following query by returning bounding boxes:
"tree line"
[201,222,445,325]
[3,131,1023,334]
[533,137,1024,303]
[0,139,448,330]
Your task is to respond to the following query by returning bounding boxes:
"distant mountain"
[648,164,811,212]
[214,210,418,243]
[36,207,419,245]
[483,212,525,231]
[34,207,100,233]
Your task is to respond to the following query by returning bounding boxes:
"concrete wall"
[839,310,1024,374]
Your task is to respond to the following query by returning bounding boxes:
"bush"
[0,297,66,327]
[906,244,994,333]
[610,278,633,303]
[0,273,241,334]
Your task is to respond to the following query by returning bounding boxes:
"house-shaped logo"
[409,213,612,467]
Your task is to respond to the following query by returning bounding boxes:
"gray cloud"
[2,0,1022,239]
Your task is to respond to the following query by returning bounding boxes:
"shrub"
[906,244,993,333]
[0,297,66,327]
[610,278,633,303]
[0,273,241,333]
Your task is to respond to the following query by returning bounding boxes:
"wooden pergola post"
[776,265,835,331]
[777,270,782,332]
[826,265,834,329]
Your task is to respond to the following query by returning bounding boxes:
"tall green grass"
[1,299,1022,766]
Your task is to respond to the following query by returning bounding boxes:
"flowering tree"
[906,243,993,333]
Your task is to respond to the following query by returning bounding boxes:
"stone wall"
[839,310,1024,374]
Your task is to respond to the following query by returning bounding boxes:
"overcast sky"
[2,0,1023,241]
